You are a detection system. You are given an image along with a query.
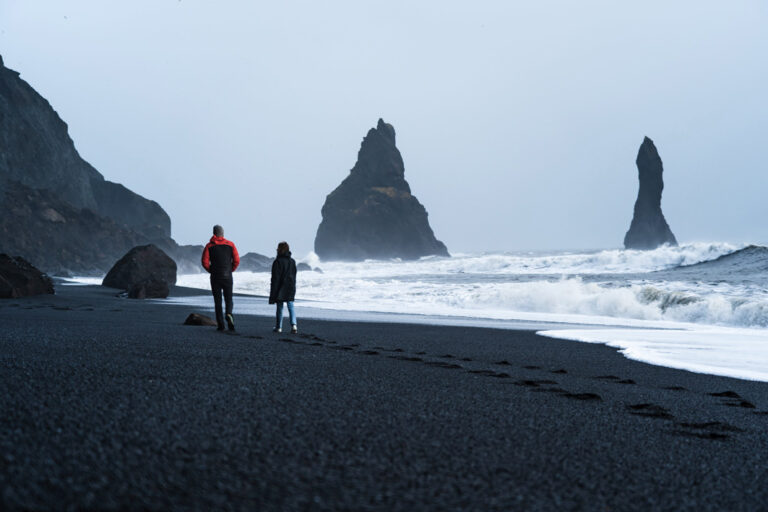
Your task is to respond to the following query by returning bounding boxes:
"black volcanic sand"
[1,285,767,511]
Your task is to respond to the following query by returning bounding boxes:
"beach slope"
[1,285,767,510]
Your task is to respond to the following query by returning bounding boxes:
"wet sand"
[1,284,767,511]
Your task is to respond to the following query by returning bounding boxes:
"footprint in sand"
[388,355,423,362]
[523,365,542,370]
[562,392,602,401]
[709,391,756,409]
[424,361,463,370]
[677,421,744,433]
[467,370,510,378]
[723,400,756,409]
[627,403,673,419]
[514,379,559,387]
[709,390,742,398]
[671,422,743,441]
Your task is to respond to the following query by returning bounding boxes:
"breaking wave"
[301,242,743,277]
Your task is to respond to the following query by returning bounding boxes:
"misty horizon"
[2,1,766,257]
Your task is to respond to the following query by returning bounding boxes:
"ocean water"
[105,242,768,382]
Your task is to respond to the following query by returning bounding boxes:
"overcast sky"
[2,1,767,257]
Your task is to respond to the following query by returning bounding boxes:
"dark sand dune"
[1,285,767,510]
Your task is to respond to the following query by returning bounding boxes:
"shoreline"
[118,279,768,384]
[2,284,768,509]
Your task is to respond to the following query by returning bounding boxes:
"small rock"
[183,313,218,326]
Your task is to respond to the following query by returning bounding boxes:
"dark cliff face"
[314,119,449,261]
[0,55,170,234]
[0,55,177,272]
[623,137,678,250]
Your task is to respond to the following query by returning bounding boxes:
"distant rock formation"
[314,119,449,260]
[238,252,273,272]
[0,254,54,298]
[0,180,148,274]
[102,245,176,298]
[0,55,194,274]
[624,137,678,249]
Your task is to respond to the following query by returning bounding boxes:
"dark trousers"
[210,275,233,328]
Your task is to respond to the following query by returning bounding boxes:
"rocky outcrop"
[624,137,678,249]
[238,252,273,272]
[102,245,176,298]
[0,55,177,273]
[314,119,449,260]
[0,180,150,274]
[0,55,170,238]
[0,254,54,298]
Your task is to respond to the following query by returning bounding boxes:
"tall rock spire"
[314,119,449,261]
[624,137,678,249]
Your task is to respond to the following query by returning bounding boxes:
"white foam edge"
[538,327,768,382]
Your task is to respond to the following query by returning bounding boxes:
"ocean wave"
[301,242,743,277]
[176,270,768,329]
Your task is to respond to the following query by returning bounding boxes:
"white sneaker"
[291,325,298,334]
[273,327,281,333]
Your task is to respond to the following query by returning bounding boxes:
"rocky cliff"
[624,137,678,249]
[0,55,180,273]
[314,119,449,260]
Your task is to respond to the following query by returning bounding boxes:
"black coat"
[269,253,297,304]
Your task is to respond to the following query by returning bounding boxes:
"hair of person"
[277,241,290,255]
[213,225,224,236]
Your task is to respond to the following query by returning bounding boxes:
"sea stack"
[314,119,449,261]
[623,137,677,249]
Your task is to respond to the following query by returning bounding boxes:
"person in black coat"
[269,241,297,333]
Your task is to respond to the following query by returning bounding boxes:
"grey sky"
[2,1,767,257]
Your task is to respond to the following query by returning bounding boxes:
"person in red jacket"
[201,224,240,331]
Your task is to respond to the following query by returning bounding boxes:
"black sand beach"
[2,284,768,511]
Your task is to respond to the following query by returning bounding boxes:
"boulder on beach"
[183,313,218,326]
[314,118,449,261]
[127,280,170,299]
[102,244,176,298]
[624,137,678,249]
[0,254,54,298]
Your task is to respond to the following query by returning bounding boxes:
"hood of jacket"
[210,235,230,245]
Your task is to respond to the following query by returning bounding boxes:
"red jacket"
[201,236,240,274]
